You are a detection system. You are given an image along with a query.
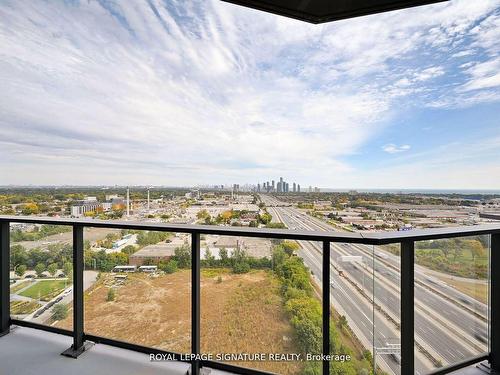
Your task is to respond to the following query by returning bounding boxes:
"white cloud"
[460,57,500,91]
[0,0,498,187]
[382,144,411,154]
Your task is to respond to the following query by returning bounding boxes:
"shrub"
[107,288,115,302]
[52,303,68,320]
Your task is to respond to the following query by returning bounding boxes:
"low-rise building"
[128,243,178,266]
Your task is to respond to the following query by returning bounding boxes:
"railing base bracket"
[61,342,94,358]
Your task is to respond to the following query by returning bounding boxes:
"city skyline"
[0,1,499,188]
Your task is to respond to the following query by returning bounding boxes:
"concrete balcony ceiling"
[222,0,448,23]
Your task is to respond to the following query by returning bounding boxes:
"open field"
[10,300,41,315]
[433,274,488,304]
[57,269,303,374]
[19,279,69,301]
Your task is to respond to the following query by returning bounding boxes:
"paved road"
[261,195,488,375]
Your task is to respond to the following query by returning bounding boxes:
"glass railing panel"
[330,242,375,375]
[9,222,73,329]
[55,228,191,353]
[373,243,402,375]
[414,235,490,373]
[200,235,321,374]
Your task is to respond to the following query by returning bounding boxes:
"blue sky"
[0,0,499,189]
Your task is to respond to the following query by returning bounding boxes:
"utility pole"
[126,187,130,217]
[147,188,150,213]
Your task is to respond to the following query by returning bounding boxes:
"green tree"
[161,259,178,274]
[47,263,58,277]
[34,263,46,278]
[10,244,28,269]
[196,209,210,220]
[219,248,230,267]
[204,248,215,267]
[15,264,27,277]
[281,241,299,256]
[468,240,485,262]
[259,212,272,225]
[173,245,191,268]
[121,245,137,255]
[52,303,68,320]
[62,262,73,279]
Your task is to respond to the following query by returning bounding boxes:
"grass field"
[433,274,488,304]
[10,300,41,315]
[19,279,69,301]
[57,269,303,374]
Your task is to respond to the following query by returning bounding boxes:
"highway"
[260,195,488,375]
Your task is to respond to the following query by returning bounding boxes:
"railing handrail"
[1,215,500,375]
[1,215,500,245]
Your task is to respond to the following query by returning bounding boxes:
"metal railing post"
[62,224,89,357]
[401,240,415,374]
[0,221,10,337]
[322,240,330,375]
[490,233,500,371]
[191,232,201,375]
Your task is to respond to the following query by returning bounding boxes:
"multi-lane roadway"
[260,195,488,375]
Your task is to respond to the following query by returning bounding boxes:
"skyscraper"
[297,184,301,193]
[293,182,296,192]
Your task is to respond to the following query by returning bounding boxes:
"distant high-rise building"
[272,180,275,191]
[257,183,261,192]
[309,186,312,193]
[285,182,289,193]
[297,184,301,193]
[293,182,296,192]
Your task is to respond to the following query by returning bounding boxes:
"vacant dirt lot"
[57,269,302,374]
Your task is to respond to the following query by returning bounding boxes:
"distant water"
[321,188,500,195]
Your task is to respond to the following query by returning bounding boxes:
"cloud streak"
[0,0,499,188]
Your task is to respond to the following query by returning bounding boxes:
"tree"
[469,240,485,262]
[160,259,178,274]
[121,245,137,255]
[196,209,210,220]
[47,263,58,277]
[219,248,230,267]
[15,264,27,277]
[62,262,73,279]
[35,263,46,278]
[52,303,68,320]
[338,315,348,333]
[11,244,28,268]
[441,242,451,259]
[173,245,191,268]
[259,212,272,225]
[21,203,39,215]
[219,210,233,224]
[452,247,463,261]
[107,288,115,302]
[281,241,300,256]
[231,248,250,274]
[204,248,215,267]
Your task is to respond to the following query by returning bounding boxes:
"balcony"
[1,215,500,375]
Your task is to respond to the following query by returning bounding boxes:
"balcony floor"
[0,326,232,375]
[0,325,496,375]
